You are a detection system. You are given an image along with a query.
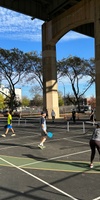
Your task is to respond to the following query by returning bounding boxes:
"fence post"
[25,118,26,126]
[18,118,20,126]
[67,121,69,132]
[83,122,85,134]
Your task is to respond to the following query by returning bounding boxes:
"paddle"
[47,132,53,138]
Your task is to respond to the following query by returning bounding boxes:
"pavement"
[0,117,100,200]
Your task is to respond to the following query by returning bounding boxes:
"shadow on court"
[0,119,100,200]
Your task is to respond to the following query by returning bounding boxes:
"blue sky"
[0,7,95,99]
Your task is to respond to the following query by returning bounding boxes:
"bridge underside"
[0,0,100,120]
[0,0,94,37]
[0,0,82,21]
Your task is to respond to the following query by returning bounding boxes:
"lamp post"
[59,80,65,105]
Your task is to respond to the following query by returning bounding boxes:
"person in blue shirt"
[38,111,47,149]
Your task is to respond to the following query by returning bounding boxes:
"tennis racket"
[47,132,53,138]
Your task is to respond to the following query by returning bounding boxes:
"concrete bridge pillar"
[42,23,59,118]
[41,0,100,120]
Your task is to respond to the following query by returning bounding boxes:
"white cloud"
[61,31,89,41]
[58,76,93,87]
[0,7,43,41]
[0,7,91,42]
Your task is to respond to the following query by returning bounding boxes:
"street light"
[59,80,65,105]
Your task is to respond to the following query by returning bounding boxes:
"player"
[89,123,100,168]
[38,111,47,149]
[2,110,16,137]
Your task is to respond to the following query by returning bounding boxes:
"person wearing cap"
[38,111,47,149]
[89,123,100,168]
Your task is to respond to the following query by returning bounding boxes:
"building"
[0,85,22,101]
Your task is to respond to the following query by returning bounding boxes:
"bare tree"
[84,58,95,84]
[0,48,30,111]
[57,56,95,110]
[25,51,43,89]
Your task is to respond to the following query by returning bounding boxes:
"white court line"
[0,136,62,151]
[0,135,65,151]
[0,134,38,142]
[0,134,86,151]
[0,157,78,200]
[0,133,41,151]
[64,138,88,145]
[92,197,100,200]
[0,134,90,167]
[19,149,90,168]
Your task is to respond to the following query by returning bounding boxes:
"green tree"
[0,48,30,111]
[30,94,43,107]
[22,96,30,107]
[58,92,64,106]
[0,94,5,109]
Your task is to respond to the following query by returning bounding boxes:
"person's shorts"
[7,124,12,129]
[41,130,47,137]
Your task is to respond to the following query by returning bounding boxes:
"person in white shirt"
[51,109,56,123]
[38,111,47,149]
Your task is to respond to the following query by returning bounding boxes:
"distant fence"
[17,118,40,126]
[0,117,40,127]
[66,121,95,134]
[0,117,96,134]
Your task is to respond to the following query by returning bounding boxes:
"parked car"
[3,110,20,117]
[76,105,91,113]
[12,111,20,117]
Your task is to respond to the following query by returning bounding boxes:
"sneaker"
[2,134,6,137]
[38,144,44,149]
[42,146,46,149]
[90,164,93,168]
[11,133,16,136]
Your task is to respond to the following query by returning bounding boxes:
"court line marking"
[0,138,61,151]
[0,134,88,151]
[0,156,78,200]
[19,149,90,168]
[0,134,38,142]
[92,197,100,200]
[0,134,91,168]
[64,138,88,145]
[0,132,42,151]
[0,126,89,143]
[0,131,63,151]
[0,156,99,174]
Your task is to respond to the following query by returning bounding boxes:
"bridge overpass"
[0,0,100,120]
